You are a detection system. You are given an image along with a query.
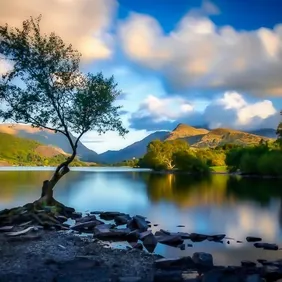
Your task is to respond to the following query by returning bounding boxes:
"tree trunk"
[37,148,76,206]
[39,164,70,205]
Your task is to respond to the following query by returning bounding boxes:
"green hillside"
[0,132,85,166]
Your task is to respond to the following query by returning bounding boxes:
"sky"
[0,0,282,153]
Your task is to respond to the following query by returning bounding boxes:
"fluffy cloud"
[129,92,280,131]
[119,12,282,97]
[0,0,116,61]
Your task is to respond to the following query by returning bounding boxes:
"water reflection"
[1,167,282,265]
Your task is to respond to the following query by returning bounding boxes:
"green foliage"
[226,144,282,176]
[139,139,209,174]
[113,158,139,167]
[173,151,210,174]
[0,15,127,170]
[140,139,190,170]
[0,132,85,166]
[195,149,226,166]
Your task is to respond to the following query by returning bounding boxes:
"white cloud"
[204,92,278,129]
[0,0,117,61]
[129,91,280,131]
[119,12,282,97]
[134,95,194,121]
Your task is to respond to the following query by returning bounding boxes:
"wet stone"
[254,243,278,250]
[246,236,262,243]
[192,252,214,268]
[156,234,184,246]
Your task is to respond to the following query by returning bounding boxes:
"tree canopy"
[0,16,128,204]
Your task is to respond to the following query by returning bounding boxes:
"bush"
[173,151,210,174]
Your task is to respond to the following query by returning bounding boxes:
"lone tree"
[0,16,128,206]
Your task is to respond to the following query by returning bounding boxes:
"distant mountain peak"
[168,123,209,140]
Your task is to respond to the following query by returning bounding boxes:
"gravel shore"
[0,231,160,282]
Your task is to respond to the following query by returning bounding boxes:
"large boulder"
[127,215,148,232]
[139,231,158,253]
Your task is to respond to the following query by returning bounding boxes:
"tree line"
[121,125,282,176]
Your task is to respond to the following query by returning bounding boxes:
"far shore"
[0,164,281,179]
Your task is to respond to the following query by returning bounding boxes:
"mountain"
[99,124,275,163]
[189,128,271,148]
[99,131,170,163]
[247,128,277,138]
[0,124,100,162]
[166,123,209,140]
[0,131,86,166]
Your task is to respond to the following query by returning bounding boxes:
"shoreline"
[150,169,282,179]
[1,207,282,281]
[0,165,281,179]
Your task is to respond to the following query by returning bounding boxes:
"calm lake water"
[1,167,282,265]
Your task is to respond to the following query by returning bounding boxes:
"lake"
[1,167,282,266]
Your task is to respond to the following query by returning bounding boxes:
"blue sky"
[0,0,282,153]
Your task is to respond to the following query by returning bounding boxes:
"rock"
[126,230,140,242]
[76,215,97,223]
[187,244,193,247]
[207,234,226,242]
[156,234,184,246]
[71,212,82,219]
[100,212,125,221]
[241,261,256,268]
[154,224,159,226]
[55,216,68,223]
[71,220,104,232]
[192,252,213,268]
[237,240,243,243]
[170,232,191,239]
[179,243,185,250]
[94,227,131,241]
[139,230,152,240]
[177,225,185,227]
[189,233,208,242]
[155,257,195,270]
[254,243,278,250]
[118,277,142,282]
[115,214,131,225]
[257,259,268,266]
[90,211,102,215]
[246,236,262,242]
[0,226,14,232]
[130,242,143,250]
[140,231,158,253]
[154,270,183,282]
[263,265,282,281]
[127,215,148,232]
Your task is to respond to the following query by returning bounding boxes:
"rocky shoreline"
[1,206,282,281]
